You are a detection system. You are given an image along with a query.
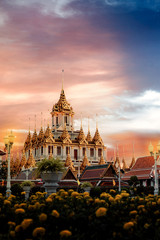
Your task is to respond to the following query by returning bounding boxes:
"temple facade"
[24,86,106,170]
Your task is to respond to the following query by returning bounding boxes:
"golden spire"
[80,150,90,171]
[129,142,135,168]
[25,150,35,169]
[113,145,120,169]
[52,72,74,114]
[62,69,64,90]
[99,151,105,165]
[60,123,71,142]
[65,151,75,171]
[20,149,27,168]
[38,124,44,143]
[45,124,53,138]
[92,128,103,144]
[86,117,92,142]
[15,152,21,175]
[77,121,87,143]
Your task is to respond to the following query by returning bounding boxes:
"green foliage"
[81,181,93,188]
[29,186,45,196]
[36,158,65,176]
[11,183,24,198]
[20,181,35,187]
[0,186,6,196]
[129,175,139,187]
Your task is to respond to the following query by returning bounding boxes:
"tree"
[129,176,139,187]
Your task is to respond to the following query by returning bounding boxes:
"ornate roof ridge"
[60,124,71,141]
[77,126,86,141]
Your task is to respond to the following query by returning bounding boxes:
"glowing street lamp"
[148,142,159,195]
[4,131,15,197]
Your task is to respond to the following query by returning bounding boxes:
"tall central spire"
[62,69,64,91]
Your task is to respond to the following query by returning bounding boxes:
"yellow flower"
[21,219,33,230]
[60,230,72,238]
[94,198,101,204]
[137,205,145,210]
[154,210,160,215]
[21,192,26,195]
[95,207,107,217]
[109,196,114,202]
[32,227,46,238]
[123,222,134,230]
[10,231,15,237]
[8,221,16,227]
[15,225,22,232]
[144,223,150,229]
[15,208,25,214]
[157,198,160,205]
[19,203,27,208]
[4,200,11,205]
[28,205,36,211]
[129,210,138,216]
[46,197,52,203]
[71,191,79,197]
[51,210,60,218]
[121,193,130,198]
[39,213,47,222]
[110,189,116,194]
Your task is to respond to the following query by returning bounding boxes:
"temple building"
[23,85,106,171]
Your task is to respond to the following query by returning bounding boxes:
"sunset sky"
[1,0,160,163]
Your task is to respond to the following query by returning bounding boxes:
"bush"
[29,186,45,196]
[81,182,93,188]
[21,181,35,187]
[11,183,24,200]
[36,158,65,176]
[0,185,6,196]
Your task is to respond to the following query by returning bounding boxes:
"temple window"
[64,116,67,124]
[98,148,102,157]
[48,146,50,154]
[82,147,85,156]
[90,148,94,157]
[66,146,70,154]
[74,149,78,160]
[41,146,43,155]
[57,146,61,155]
[56,116,58,125]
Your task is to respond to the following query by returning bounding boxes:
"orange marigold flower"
[8,221,16,227]
[60,230,72,238]
[129,210,138,216]
[4,200,11,205]
[46,197,52,203]
[32,227,45,238]
[144,223,150,229]
[51,210,60,218]
[123,222,134,230]
[39,213,47,222]
[10,231,16,237]
[15,225,23,232]
[15,208,25,214]
[21,219,33,230]
[95,207,107,217]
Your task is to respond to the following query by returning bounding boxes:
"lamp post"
[4,131,15,197]
[148,142,159,195]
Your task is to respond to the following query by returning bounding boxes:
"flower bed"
[0,190,160,239]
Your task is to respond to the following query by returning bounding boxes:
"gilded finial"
[132,141,135,157]
[35,115,36,130]
[29,117,30,132]
[62,69,64,90]
[41,112,43,127]
[96,114,98,130]
[80,112,82,128]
